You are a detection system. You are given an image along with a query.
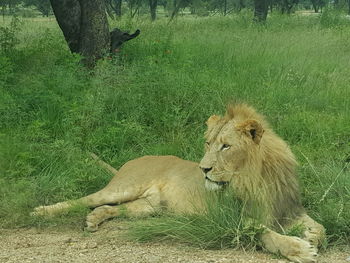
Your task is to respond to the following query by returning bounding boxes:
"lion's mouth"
[205,176,229,186]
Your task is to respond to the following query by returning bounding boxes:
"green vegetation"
[0,13,349,247]
[129,191,265,249]
[128,191,306,249]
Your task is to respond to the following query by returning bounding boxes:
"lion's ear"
[237,120,264,144]
[206,115,221,128]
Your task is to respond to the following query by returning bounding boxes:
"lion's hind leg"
[32,185,146,216]
[85,193,161,232]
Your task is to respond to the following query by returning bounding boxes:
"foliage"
[22,0,51,16]
[320,8,350,28]
[0,0,22,15]
[129,191,265,249]
[0,15,349,247]
[0,16,21,53]
[1,0,350,22]
[309,0,326,12]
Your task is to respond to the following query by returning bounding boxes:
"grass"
[128,194,306,250]
[128,191,265,250]
[0,11,349,246]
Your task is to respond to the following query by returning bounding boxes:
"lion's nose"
[200,167,212,174]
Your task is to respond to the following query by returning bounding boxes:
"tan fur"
[33,104,325,263]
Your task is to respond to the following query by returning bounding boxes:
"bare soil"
[1,221,349,263]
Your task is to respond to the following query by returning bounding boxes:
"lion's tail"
[89,152,118,176]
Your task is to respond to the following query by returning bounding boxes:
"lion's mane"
[220,104,303,226]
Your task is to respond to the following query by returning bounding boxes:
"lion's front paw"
[280,236,317,263]
[262,230,318,263]
[85,208,103,232]
[85,205,113,232]
[85,221,99,232]
[303,226,326,248]
[304,230,320,247]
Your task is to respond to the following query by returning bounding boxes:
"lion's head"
[199,104,304,226]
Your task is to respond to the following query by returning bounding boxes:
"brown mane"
[224,104,304,227]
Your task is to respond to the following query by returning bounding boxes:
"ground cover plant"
[128,190,266,250]
[0,11,349,248]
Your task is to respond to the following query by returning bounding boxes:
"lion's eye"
[221,144,231,150]
[205,142,210,147]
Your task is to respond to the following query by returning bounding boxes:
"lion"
[33,104,325,263]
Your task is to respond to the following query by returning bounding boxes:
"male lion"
[33,104,325,263]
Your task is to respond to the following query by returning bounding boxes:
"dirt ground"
[1,221,349,263]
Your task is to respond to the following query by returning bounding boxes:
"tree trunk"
[149,0,157,21]
[254,0,268,22]
[78,0,110,67]
[114,0,122,17]
[108,0,122,17]
[2,6,5,21]
[50,0,110,67]
[312,0,320,12]
[50,0,81,53]
[286,4,293,14]
[170,0,184,21]
[239,0,245,11]
[129,0,141,17]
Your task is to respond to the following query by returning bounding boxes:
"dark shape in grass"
[110,28,140,53]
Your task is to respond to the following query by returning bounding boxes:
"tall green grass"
[129,191,265,249]
[0,13,349,245]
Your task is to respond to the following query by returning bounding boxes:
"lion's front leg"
[86,194,161,232]
[261,227,317,263]
[294,213,326,248]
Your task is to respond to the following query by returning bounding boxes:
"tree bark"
[170,0,184,21]
[114,0,122,17]
[310,0,319,12]
[50,0,81,53]
[254,0,268,22]
[50,0,110,67]
[149,0,157,21]
[50,0,139,67]
[78,0,110,67]
[2,6,6,21]
[239,0,246,11]
[108,0,122,17]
